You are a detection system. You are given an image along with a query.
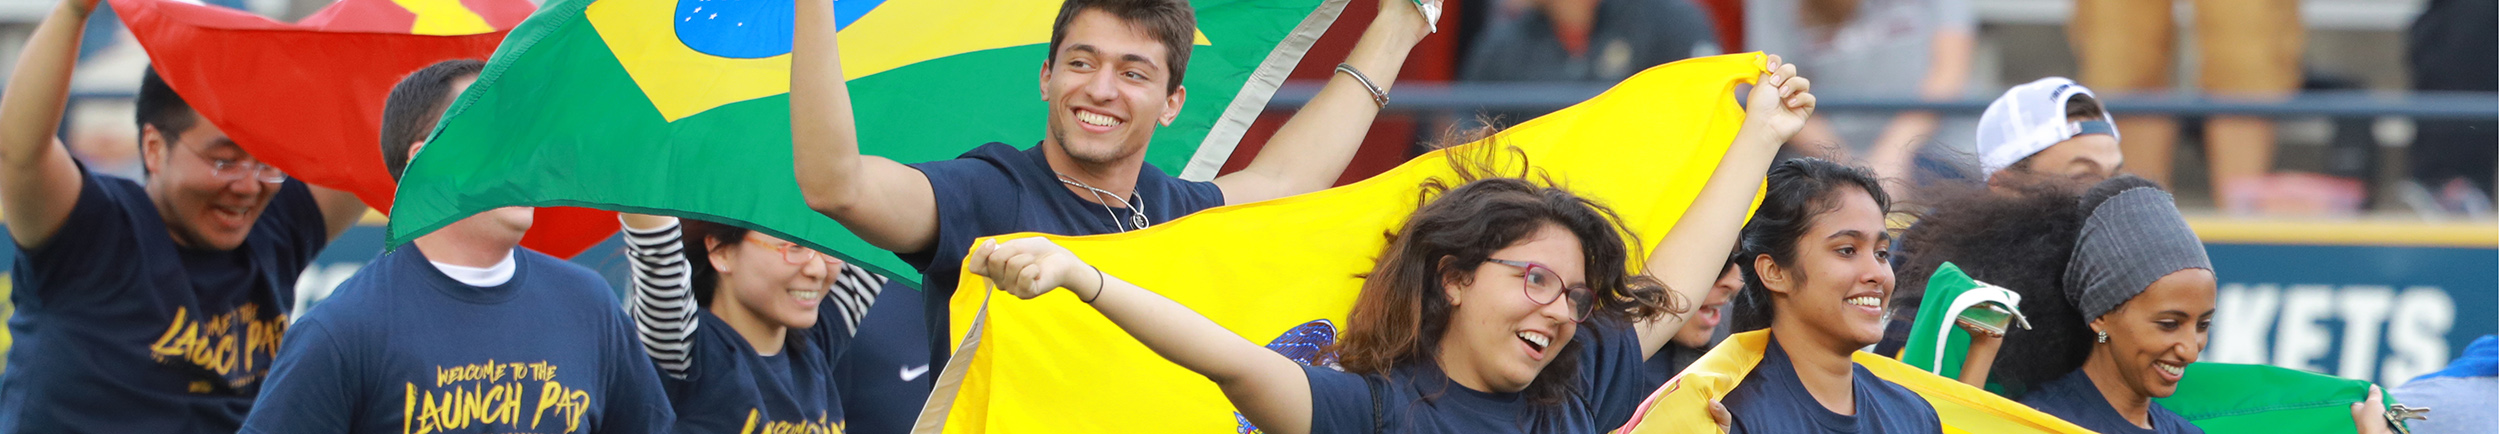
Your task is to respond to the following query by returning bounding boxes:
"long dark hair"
[1331,143,1680,410]
[1730,158,1891,333]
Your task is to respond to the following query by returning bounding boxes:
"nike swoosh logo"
[900,364,931,382]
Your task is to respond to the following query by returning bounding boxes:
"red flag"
[108,0,619,258]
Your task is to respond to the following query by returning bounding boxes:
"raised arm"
[971,237,1316,434]
[618,213,699,378]
[1211,0,1434,205]
[0,0,101,250]
[1634,57,1815,357]
[790,0,940,254]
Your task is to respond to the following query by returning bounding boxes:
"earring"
[2095,329,2109,344]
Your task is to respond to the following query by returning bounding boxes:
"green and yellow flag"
[385,0,1350,286]
[936,53,1768,433]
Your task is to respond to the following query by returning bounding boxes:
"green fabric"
[1902,262,1982,379]
[2157,362,2402,434]
[384,0,1339,288]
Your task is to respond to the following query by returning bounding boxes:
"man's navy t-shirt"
[0,170,326,434]
[661,297,860,433]
[2019,369,2203,434]
[1722,336,1942,433]
[1641,343,1707,394]
[238,246,673,433]
[903,142,1224,365]
[833,281,931,434]
[1302,319,1650,434]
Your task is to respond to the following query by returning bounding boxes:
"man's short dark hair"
[1045,0,1195,93]
[2064,93,2106,122]
[136,66,198,176]
[379,59,486,180]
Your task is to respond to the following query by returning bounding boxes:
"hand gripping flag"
[108,0,625,258]
[935,53,1768,434]
[384,0,1349,282]
[1617,330,2095,434]
[2154,363,2407,434]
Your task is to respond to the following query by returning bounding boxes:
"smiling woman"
[970,165,1684,434]
[1998,176,2221,434]
[1721,157,1944,434]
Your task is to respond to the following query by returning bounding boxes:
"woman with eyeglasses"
[965,59,1815,434]
[1720,158,1941,433]
[617,214,889,433]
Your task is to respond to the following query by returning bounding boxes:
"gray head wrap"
[2062,187,2211,321]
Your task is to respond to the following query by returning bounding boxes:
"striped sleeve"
[824,262,888,337]
[621,218,698,379]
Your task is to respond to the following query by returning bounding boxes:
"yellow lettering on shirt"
[401,360,591,434]
[147,304,288,388]
[741,408,845,434]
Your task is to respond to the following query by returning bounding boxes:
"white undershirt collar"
[430,251,517,287]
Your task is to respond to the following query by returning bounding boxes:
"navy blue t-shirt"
[0,170,326,434]
[238,245,673,433]
[1640,343,1707,395]
[1303,319,1650,434]
[661,294,861,433]
[833,281,932,434]
[903,142,1225,366]
[2019,369,2203,434]
[1722,336,1942,433]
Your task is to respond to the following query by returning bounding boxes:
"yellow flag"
[934,53,1769,434]
[1617,330,2095,434]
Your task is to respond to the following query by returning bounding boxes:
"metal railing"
[1265,83,2500,120]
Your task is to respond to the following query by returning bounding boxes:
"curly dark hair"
[1331,141,1681,419]
[1889,176,2088,396]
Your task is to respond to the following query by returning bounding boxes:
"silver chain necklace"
[1056,174,1150,231]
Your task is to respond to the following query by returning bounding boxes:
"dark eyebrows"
[1064,44,1098,58]
[1825,229,1875,242]
[1119,53,1157,69]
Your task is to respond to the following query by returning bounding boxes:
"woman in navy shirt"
[620,214,887,434]
[963,57,1817,434]
[1719,158,1943,433]
[1911,176,2217,434]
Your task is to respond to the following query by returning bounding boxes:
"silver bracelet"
[1335,63,1388,109]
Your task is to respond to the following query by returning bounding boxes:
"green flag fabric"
[385,0,1349,287]
[2157,363,2406,434]
[1900,262,2028,390]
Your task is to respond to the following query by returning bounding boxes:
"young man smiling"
[792,0,1441,370]
[0,0,369,432]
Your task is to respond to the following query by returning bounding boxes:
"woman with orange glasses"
[618,214,888,433]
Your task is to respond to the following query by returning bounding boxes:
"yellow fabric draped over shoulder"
[1615,330,2096,434]
[932,53,1770,434]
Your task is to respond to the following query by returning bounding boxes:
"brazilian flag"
[383,0,1348,286]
